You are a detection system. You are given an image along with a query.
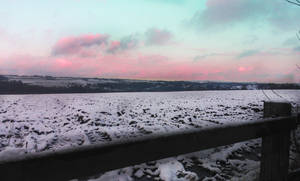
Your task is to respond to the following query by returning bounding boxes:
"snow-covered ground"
[0,90,299,181]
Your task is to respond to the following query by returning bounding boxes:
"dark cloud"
[145,28,173,45]
[190,0,300,31]
[120,35,139,49]
[191,0,266,29]
[107,35,139,54]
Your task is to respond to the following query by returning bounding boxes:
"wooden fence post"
[260,101,292,181]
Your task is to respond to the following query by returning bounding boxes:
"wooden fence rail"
[0,102,298,181]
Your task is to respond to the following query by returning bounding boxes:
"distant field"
[1,75,299,95]
[0,90,299,181]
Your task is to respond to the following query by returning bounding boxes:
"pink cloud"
[238,66,253,72]
[1,49,299,83]
[52,33,140,56]
[52,34,109,55]
[55,58,73,69]
[107,41,121,53]
[145,28,173,45]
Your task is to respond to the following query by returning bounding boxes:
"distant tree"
[0,75,8,81]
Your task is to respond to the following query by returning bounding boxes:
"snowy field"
[0,90,299,181]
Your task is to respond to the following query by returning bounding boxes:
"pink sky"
[0,0,299,83]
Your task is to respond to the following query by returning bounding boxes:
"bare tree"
[287,0,300,6]
[286,0,300,39]
[286,1,300,69]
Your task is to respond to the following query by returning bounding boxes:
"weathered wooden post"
[260,101,292,181]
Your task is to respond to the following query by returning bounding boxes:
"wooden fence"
[0,102,299,181]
